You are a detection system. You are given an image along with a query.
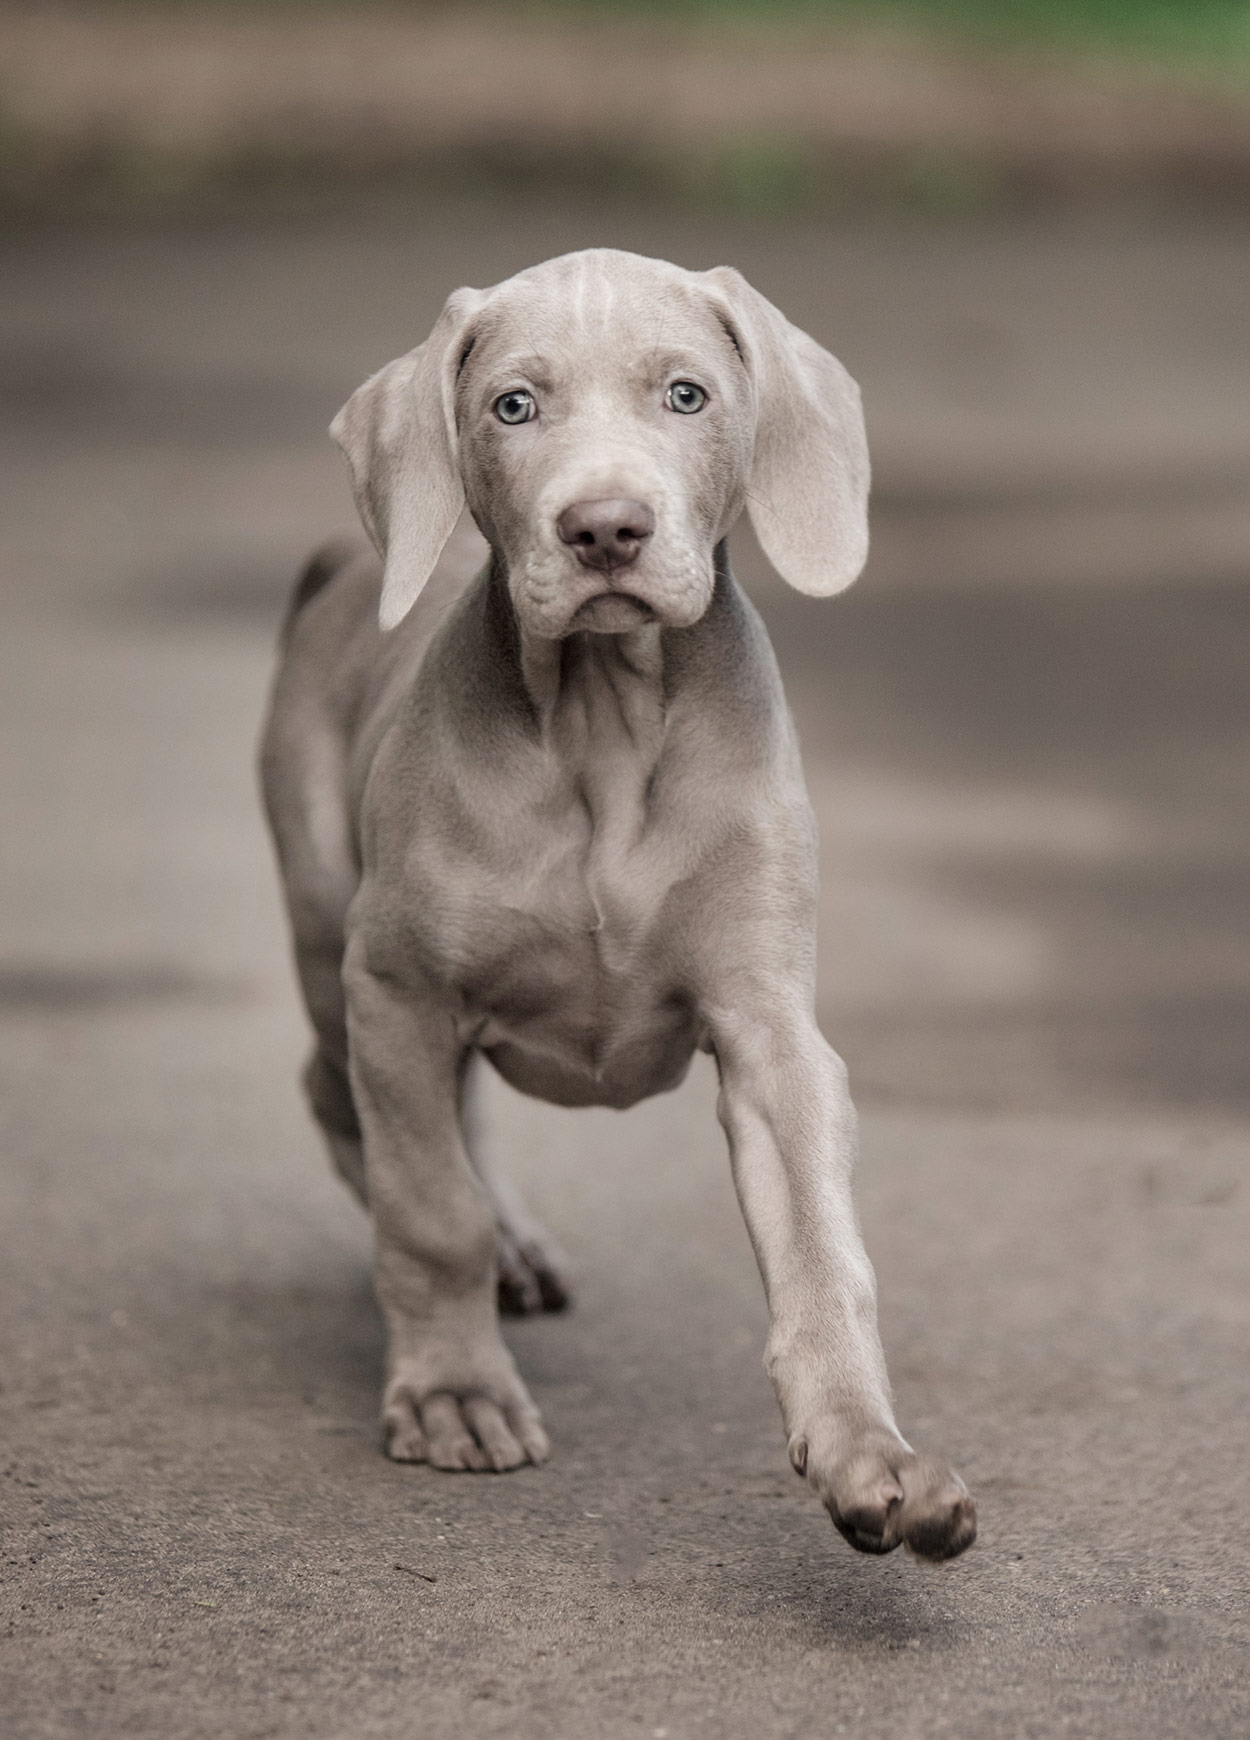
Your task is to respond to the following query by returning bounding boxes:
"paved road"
[1,199,1248,1738]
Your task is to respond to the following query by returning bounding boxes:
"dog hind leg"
[459,1053,571,1316]
[305,1045,367,1204]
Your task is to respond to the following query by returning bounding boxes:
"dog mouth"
[569,592,657,634]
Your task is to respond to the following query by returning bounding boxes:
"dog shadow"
[713,1540,972,1652]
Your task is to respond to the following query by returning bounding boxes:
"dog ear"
[330,288,483,631]
[702,267,869,597]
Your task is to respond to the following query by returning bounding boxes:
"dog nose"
[556,498,655,572]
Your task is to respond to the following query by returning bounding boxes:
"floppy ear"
[702,266,870,596]
[330,287,482,630]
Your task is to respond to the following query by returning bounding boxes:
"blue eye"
[665,381,706,414]
[494,390,536,425]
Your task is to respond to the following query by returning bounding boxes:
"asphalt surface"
[1,198,1248,1738]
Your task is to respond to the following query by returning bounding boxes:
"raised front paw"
[792,1429,976,1562]
[383,1356,550,1472]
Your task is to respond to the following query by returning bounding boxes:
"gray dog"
[260,248,976,1561]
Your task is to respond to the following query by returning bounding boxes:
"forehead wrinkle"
[590,255,616,332]
[560,254,621,345]
[573,254,592,335]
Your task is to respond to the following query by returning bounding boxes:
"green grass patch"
[82,0,1250,66]
[536,1,1250,66]
[84,1,1250,72]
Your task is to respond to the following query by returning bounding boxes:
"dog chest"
[390,780,703,1105]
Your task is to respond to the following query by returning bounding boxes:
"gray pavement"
[1,199,1248,1738]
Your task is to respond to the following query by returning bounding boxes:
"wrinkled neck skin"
[479,540,733,835]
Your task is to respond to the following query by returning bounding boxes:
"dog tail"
[279,537,365,647]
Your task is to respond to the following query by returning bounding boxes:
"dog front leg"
[712,1007,975,1559]
[343,936,549,1471]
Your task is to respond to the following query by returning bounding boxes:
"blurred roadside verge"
[5,3,1250,219]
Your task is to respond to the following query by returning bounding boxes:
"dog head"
[332,249,870,637]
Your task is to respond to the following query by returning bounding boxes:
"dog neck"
[521,618,662,728]
[480,550,718,843]
[471,547,741,847]
[521,619,666,844]
[482,547,666,705]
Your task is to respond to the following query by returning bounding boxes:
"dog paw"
[496,1224,571,1317]
[383,1368,550,1472]
[792,1431,976,1562]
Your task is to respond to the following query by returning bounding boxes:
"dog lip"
[572,591,655,623]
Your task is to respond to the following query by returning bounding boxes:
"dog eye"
[494,390,536,425]
[665,381,706,415]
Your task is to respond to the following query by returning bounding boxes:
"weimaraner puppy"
[260,248,976,1560]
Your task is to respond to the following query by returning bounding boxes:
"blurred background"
[2,5,1249,1738]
